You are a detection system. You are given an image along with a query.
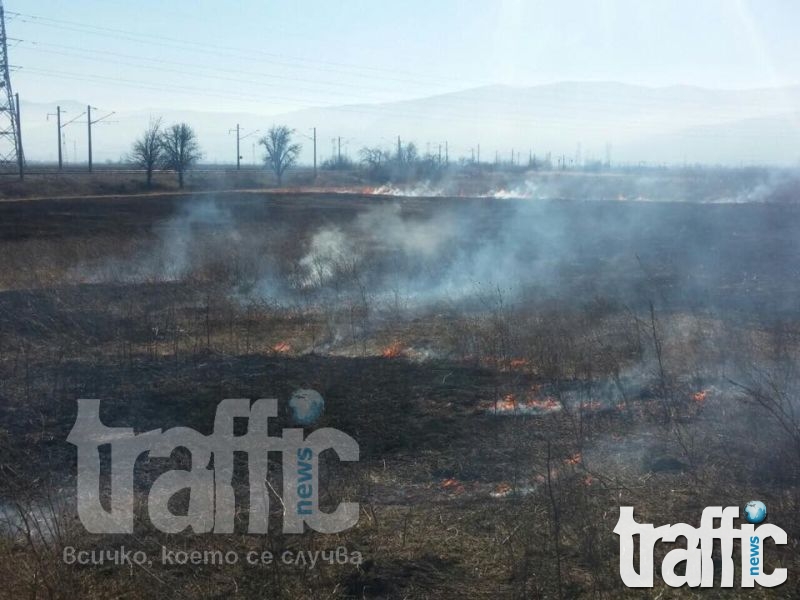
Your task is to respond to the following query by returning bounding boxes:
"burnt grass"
[0,190,799,598]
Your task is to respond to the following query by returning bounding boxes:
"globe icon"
[289,389,325,425]
[744,500,767,524]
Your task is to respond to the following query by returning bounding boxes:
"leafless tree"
[130,118,163,188]
[400,141,418,165]
[259,125,301,186]
[160,123,202,189]
[359,146,389,169]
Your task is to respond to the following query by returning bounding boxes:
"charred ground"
[0,190,799,598]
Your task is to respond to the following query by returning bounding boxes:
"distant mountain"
[19,82,800,167]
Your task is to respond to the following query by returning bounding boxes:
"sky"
[7,0,800,115]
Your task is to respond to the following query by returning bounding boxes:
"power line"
[17,40,795,127]
[9,10,478,90]
[19,44,622,122]
[19,67,708,132]
[11,10,800,164]
[18,42,397,105]
[18,67,554,128]
[18,42,565,119]
[13,16,798,121]
[34,65,792,142]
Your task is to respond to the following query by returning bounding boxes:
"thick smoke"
[72,178,800,323]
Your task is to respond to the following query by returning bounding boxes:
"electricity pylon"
[0,1,21,178]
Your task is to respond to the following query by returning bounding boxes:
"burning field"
[0,190,799,598]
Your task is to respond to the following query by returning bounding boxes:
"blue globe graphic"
[289,389,325,425]
[744,500,767,524]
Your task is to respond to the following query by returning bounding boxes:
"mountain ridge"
[19,81,800,166]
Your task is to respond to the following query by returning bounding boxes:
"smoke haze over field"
[71,192,800,321]
[7,0,800,167]
[18,83,800,166]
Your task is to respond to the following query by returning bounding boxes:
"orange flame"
[382,341,405,358]
[565,452,583,466]
[485,389,562,415]
[491,482,513,498]
[692,390,709,403]
[272,341,292,354]
[441,478,465,494]
[525,396,560,411]
[497,393,518,411]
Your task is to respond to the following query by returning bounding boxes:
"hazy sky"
[8,0,800,115]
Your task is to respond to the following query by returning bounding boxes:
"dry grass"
[0,191,798,598]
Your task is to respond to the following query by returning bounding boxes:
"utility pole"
[230,126,259,170]
[337,136,342,166]
[298,127,317,177]
[55,106,61,169]
[234,124,240,169]
[0,1,21,179]
[15,92,22,179]
[87,105,116,172]
[49,106,84,171]
[87,105,92,172]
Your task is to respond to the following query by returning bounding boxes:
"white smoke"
[298,227,355,288]
[372,182,447,197]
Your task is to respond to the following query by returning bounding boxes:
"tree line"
[131,118,541,189]
[130,120,301,188]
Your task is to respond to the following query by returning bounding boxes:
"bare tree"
[130,118,163,188]
[259,125,301,186]
[160,123,202,189]
[359,146,391,182]
[401,142,419,165]
[359,146,389,169]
